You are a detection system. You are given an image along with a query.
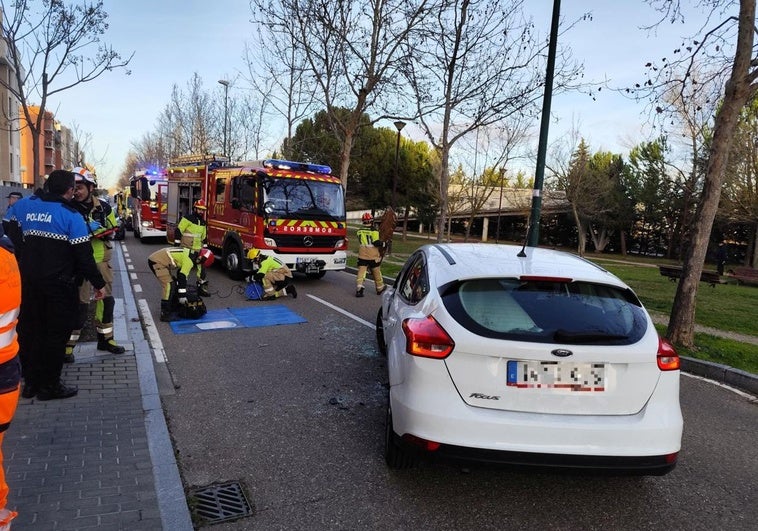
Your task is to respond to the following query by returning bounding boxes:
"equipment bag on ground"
[178,294,207,319]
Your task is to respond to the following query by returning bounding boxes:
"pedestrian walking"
[147,247,215,322]
[716,241,728,276]
[355,212,387,297]
[0,223,21,529]
[3,169,105,401]
[64,167,125,362]
[174,199,210,296]
[246,248,297,300]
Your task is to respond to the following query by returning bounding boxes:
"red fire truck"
[129,169,169,242]
[166,155,348,279]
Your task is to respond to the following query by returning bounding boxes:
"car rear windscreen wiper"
[553,329,629,343]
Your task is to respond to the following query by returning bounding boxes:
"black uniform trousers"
[17,277,77,388]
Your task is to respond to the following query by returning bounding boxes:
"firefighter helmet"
[72,166,97,187]
[194,199,207,210]
[361,212,374,225]
[198,248,214,267]
[246,248,261,260]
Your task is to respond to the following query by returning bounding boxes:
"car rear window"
[440,278,648,345]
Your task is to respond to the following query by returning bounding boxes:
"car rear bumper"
[389,363,682,472]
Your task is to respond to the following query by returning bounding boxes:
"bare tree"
[253,0,437,190]
[0,0,132,189]
[636,0,758,347]
[157,74,219,158]
[243,12,318,157]
[403,0,583,241]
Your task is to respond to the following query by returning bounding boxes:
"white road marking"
[137,298,167,363]
[681,371,756,399]
[134,284,142,293]
[130,272,138,280]
[307,294,375,329]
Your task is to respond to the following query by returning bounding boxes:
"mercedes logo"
[303,236,314,247]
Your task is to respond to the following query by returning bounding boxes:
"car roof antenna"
[517,216,531,258]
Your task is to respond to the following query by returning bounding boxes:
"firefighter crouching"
[175,199,210,297]
[355,212,387,297]
[246,249,297,300]
[148,247,215,322]
[66,167,125,360]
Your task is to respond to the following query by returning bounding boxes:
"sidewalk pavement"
[4,242,193,530]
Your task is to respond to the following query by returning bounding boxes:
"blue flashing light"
[262,159,332,175]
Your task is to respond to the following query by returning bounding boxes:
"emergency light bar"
[262,159,332,174]
[169,153,230,166]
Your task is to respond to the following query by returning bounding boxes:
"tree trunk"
[668,0,756,347]
[571,205,586,256]
[620,230,627,256]
[338,128,354,192]
[436,146,450,243]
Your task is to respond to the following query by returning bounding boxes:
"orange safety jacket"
[0,243,21,520]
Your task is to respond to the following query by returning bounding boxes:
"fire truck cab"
[166,156,348,279]
[129,170,168,242]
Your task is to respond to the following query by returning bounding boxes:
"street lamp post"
[391,120,405,209]
[218,79,230,158]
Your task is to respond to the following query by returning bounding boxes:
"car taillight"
[657,337,680,371]
[402,316,455,359]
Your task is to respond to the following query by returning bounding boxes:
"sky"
[47,0,714,190]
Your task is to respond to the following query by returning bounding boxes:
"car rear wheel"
[376,308,387,356]
[384,405,416,469]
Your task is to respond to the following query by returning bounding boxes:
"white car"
[376,243,683,475]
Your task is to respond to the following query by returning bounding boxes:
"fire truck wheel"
[224,242,246,280]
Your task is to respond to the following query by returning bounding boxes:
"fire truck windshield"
[263,178,345,221]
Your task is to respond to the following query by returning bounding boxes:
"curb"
[680,357,758,396]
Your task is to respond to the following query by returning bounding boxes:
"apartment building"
[0,17,22,187]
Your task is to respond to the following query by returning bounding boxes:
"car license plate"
[296,257,320,274]
[507,360,605,392]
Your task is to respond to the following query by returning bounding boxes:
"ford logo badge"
[551,349,573,358]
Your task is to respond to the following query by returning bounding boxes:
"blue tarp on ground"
[170,305,307,334]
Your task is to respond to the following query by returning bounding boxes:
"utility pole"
[526,0,560,247]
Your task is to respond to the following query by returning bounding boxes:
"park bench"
[727,266,758,286]
[658,264,725,287]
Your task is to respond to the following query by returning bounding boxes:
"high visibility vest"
[0,247,20,365]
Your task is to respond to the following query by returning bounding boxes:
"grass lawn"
[347,225,758,374]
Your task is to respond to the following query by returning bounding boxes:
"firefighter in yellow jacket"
[65,167,126,361]
[246,249,297,300]
[355,212,387,297]
[148,247,215,322]
[0,224,21,529]
[175,199,210,296]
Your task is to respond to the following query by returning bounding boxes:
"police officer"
[246,248,297,300]
[355,212,387,297]
[175,199,210,297]
[3,170,105,401]
[147,247,214,322]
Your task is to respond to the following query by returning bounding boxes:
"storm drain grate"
[189,481,253,525]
